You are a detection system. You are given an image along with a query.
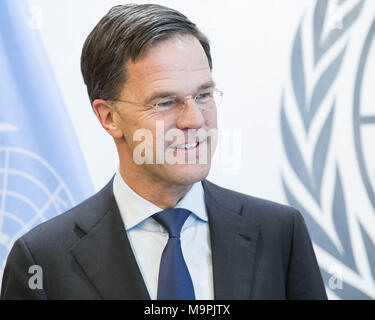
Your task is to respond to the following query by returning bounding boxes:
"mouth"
[174,141,200,150]
[165,139,210,164]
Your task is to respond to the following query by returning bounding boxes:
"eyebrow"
[144,80,216,105]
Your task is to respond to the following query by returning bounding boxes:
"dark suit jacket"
[1,178,327,300]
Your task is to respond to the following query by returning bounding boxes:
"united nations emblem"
[280,0,375,299]
[353,17,375,213]
[0,123,75,282]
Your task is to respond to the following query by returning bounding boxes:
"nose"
[176,98,205,129]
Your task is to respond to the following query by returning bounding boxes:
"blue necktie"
[152,208,196,300]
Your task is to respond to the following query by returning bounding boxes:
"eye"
[155,98,177,108]
[195,91,213,102]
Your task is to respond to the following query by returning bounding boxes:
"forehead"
[124,35,212,96]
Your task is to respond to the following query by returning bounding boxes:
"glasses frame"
[111,87,223,112]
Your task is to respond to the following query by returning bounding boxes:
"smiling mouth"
[174,142,199,150]
[164,139,211,164]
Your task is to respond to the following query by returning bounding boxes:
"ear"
[92,99,124,139]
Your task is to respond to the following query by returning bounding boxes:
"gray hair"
[81,4,212,104]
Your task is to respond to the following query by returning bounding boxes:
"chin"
[168,163,211,186]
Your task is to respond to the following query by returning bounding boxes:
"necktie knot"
[153,208,191,238]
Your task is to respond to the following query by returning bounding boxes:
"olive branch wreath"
[280,0,375,299]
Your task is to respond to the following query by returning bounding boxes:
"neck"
[118,163,193,210]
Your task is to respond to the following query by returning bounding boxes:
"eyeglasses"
[112,88,223,115]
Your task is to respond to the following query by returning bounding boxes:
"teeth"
[175,142,198,149]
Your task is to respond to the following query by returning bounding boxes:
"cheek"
[118,118,142,148]
[129,119,162,151]
[119,111,155,143]
[204,108,218,128]
[118,116,133,137]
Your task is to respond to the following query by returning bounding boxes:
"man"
[1,4,327,300]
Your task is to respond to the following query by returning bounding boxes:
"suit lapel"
[202,180,259,299]
[69,177,259,300]
[70,180,150,300]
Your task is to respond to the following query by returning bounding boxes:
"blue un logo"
[0,122,75,279]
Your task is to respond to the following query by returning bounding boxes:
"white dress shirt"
[113,170,214,300]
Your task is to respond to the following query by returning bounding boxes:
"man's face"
[113,34,218,188]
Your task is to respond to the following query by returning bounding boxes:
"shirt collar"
[113,169,208,232]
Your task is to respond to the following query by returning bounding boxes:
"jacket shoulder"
[18,178,115,250]
[203,179,300,221]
